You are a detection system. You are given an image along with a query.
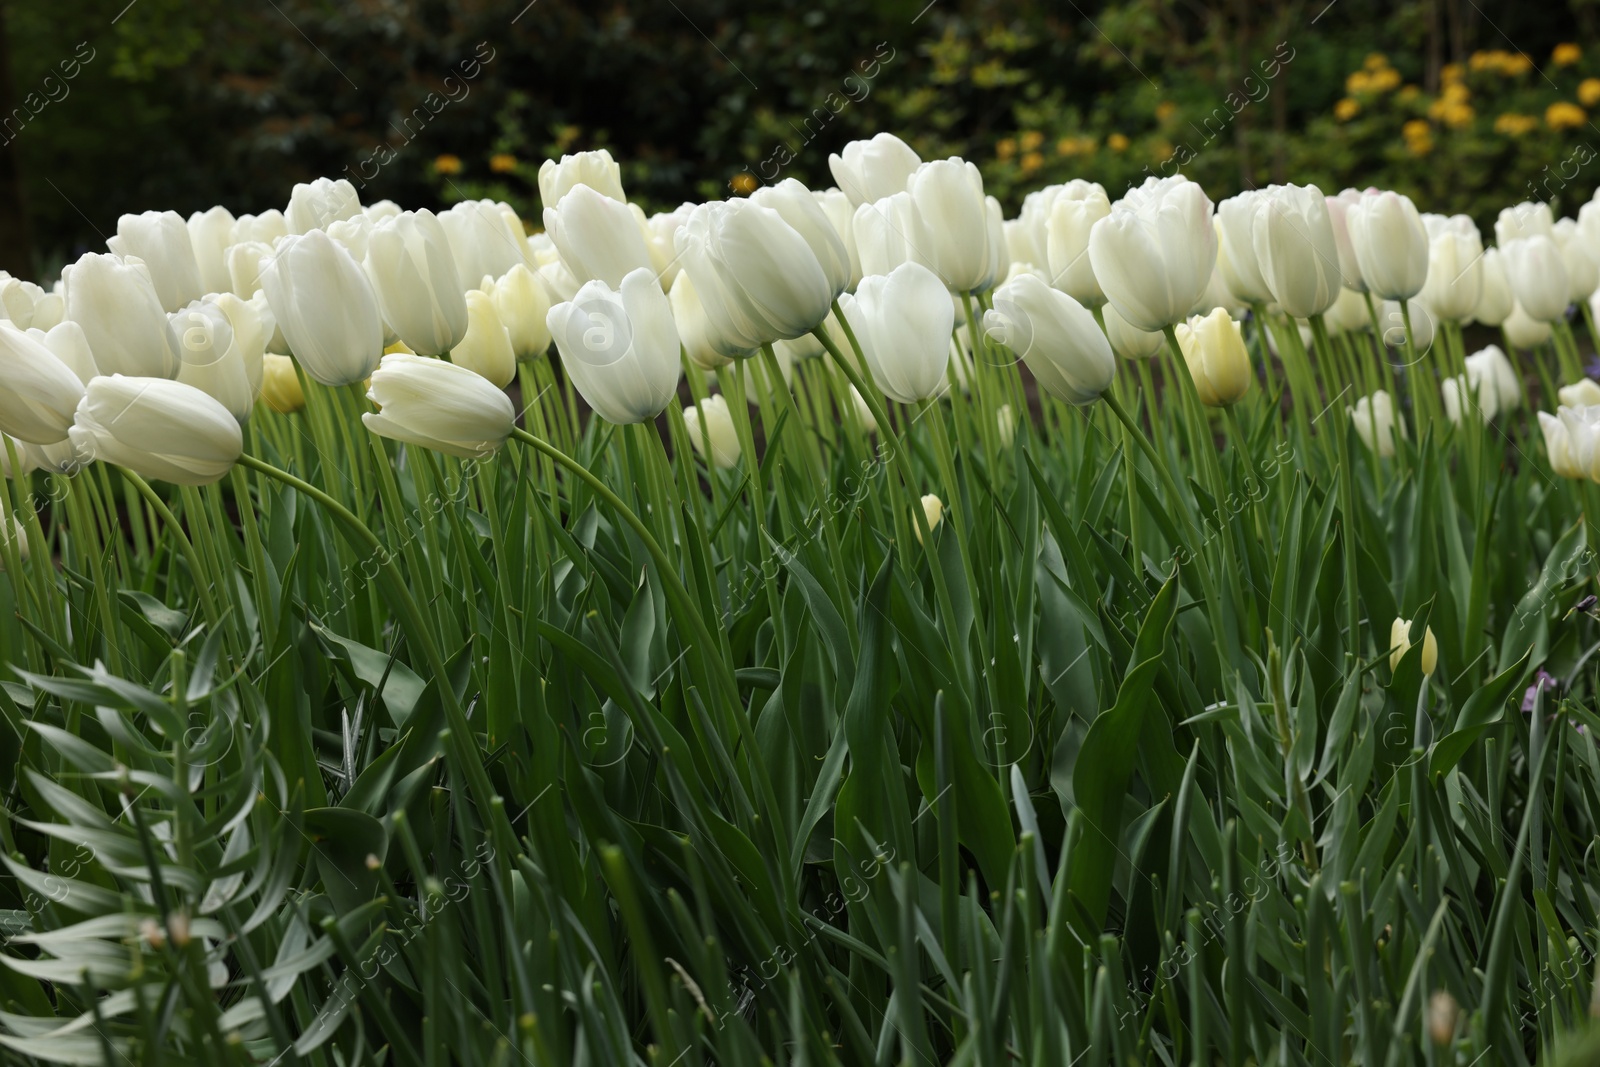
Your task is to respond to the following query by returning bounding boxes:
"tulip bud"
[1215,190,1273,305]
[1561,379,1600,407]
[1442,375,1496,425]
[64,254,180,379]
[985,273,1115,404]
[1102,301,1165,360]
[188,206,236,296]
[484,264,552,361]
[1503,301,1553,349]
[1090,176,1217,332]
[1540,410,1582,478]
[260,230,384,387]
[683,394,740,469]
[1389,617,1438,675]
[107,211,204,312]
[839,262,953,404]
[1346,190,1429,301]
[362,353,515,459]
[439,200,527,292]
[814,189,863,291]
[905,159,994,293]
[1465,248,1510,327]
[233,210,289,245]
[1554,218,1599,303]
[548,268,682,424]
[543,183,656,289]
[1427,991,1458,1047]
[452,291,516,389]
[1419,218,1484,322]
[1175,308,1252,407]
[1464,345,1521,412]
[677,199,839,349]
[0,322,84,444]
[261,354,306,414]
[1325,189,1366,293]
[914,494,943,543]
[1250,184,1344,318]
[286,177,361,235]
[852,193,924,279]
[170,297,255,422]
[69,375,243,485]
[828,133,922,207]
[1348,391,1405,457]
[363,209,468,357]
[1501,235,1570,322]
[539,149,626,210]
[1044,182,1110,306]
[1494,201,1554,246]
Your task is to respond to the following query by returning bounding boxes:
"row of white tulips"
[2,133,1599,496]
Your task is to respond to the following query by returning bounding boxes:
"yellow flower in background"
[1369,67,1402,92]
[1403,119,1433,155]
[489,153,518,174]
[1494,112,1539,136]
[1429,84,1475,128]
[1019,130,1044,152]
[1442,62,1464,85]
[1346,70,1373,94]
[996,137,1017,160]
[730,172,758,195]
[1582,79,1600,107]
[1057,135,1095,156]
[1021,151,1043,173]
[1439,102,1475,128]
[1156,100,1177,121]
[1547,101,1587,130]
[1335,98,1360,122]
[433,154,463,175]
[1398,84,1420,102]
[1148,139,1172,163]
[1503,52,1534,75]
[1554,43,1582,67]
[1107,132,1129,152]
[1364,52,1390,72]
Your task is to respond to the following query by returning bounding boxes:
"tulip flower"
[850,385,878,434]
[1348,391,1404,457]
[814,189,864,291]
[40,321,97,384]
[676,199,840,350]
[0,276,46,329]
[1465,345,1522,412]
[828,133,922,207]
[1553,218,1599,303]
[905,158,994,293]
[0,434,36,478]
[1389,617,1438,675]
[1102,301,1165,360]
[1503,301,1553,349]
[1559,379,1600,407]
[1474,248,1514,326]
[188,206,236,295]
[1324,288,1371,335]
[63,253,179,379]
[1175,307,1252,407]
[1214,190,1273,305]
[226,241,275,300]
[984,273,1115,404]
[1419,217,1484,321]
[852,193,924,279]
[260,230,385,387]
[362,353,516,459]
[1346,190,1429,301]
[547,267,682,424]
[670,271,749,370]
[286,177,361,235]
[1325,189,1366,292]
[439,200,527,292]
[233,210,289,245]
[0,322,85,444]
[646,203,697,288]
[364,209,468,357]
[69,375,242,485]
[1379,299,1436,352]
[326,215,373,264]
[914,493,944,543]
[170,297,255,422]
[484,264,552,361]
[539,149,626,210]
[1560,404,1600,481]
[1251,184,1344,318]
[451,291,516,389]
[543,183,657,289]
[1044,181,1110,306]
[749,180,855,298]
[1494,201,1554,246]
[838,262,953,404]
[108,210,204,312]
[1540,410,1582,478]
[683,395,741,469]
[996,403,1016,448]
[1089,175,1217,332]
[1501,235,1569,322]
[30,289,63,332]
[1442,375,1497,426]
[260,354,306,414]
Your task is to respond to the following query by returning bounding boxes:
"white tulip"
[1379,299,1436,352]
[1474,248,1514,326]
[1089,175,1217,332]
[24,435,90,476]
[440,200,526,291]
[984,273,1115,404]
[539,149,626,210]
[62,253,179,378]
[905,158,993,292]
[1559,379,1600,407]
[543,183,656,289]
[30,289,63,332]
[683,394,741,469]
[670,270,749,370]
[645,202,697,287]
[975,195,1008,293]
[363,353,516,459]
[1503,301,1553,349]
[1252,184,1343,318]
[34,321,96,385]
[839,262,953,404]
[1501,235,1569,322]
[547,267,682,424]
[1346,190,1429,301]
[1420,222,1484,322]
[326,215,372,263]
[484,264,552,361]
[1464,344,1521,412]
[828,132,922,207]
[1559,404,1600,481]
[260,354,305,414]
[814,188,863,291]
[365,209,468,357]
[1494,201,1554,246]
[188,206,236,295]
[233,210,289,245]
[108,211,204,312]
[69,375,242,485]
[286,177,361,234]
[226,240,276,299]
[170,297,254,422]
[1044,182,1110,306]
[1102,300,1164,360]
[850,385,878,433]
[1325,189,1366,292]
[1215,190,1272,305]
[0,433,37,478]
[1442,374,1497,425]
[1348,391,1405,457]
[1175,307,1252,407]
[852,193,924,278]
[750,179,855,298]
[259,230,384,387]
[1324,287,1371,334]
[1553,218,1599,303]
[1539,410,1582,478]
[0,322,84,443]
[451,291,516,389]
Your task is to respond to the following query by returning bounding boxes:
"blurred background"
[0,0,1592,280]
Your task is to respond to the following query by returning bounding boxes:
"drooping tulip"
[452,291,516,388]
[363,353,516,459]
[1214,190,1272,305]
[1174,307,1252,407]
[286,177,361,235]
[538,149,626,210]
[260,354,306,414]
[63,253,179,379]
[107,210,204,312]
[838,262,953,404]
[1044,181,1110,306]
[547,267,682,424]
[1419,217,1484,321]
[1474,248,1514,326]
[188,206,236,295]
[170,297,254,422]
[1088,175,1217,332]
[0,322,85,444]
[905,159,994,293]
[1389,617,1438,675]
[484,264,552,361]
[543,183,656,289]
[683,394,741,469]
[259,230,385,387]
[984,273,1115,405]
[1252,184,1343,318]
[1500,235,1570,322]
[1346,190,1429,301]
[1348,391,1404,457]
[69,375,242,485]
[365,209,468,357]
[828,133,922,207]
[676,199,840,350]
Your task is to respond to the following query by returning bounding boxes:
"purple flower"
[1522,669,1559,713]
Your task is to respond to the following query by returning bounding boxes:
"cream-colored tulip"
[1175,307,1251,406]
[1389,617,1438,675]
[682,394,740,469]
